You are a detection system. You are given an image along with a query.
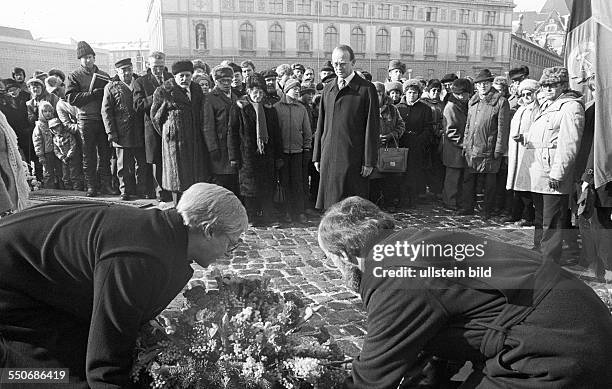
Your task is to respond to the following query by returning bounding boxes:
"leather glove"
[210,150,221,161]
[512,134,524,144]
[275,158,285,170]
[548,178,561,190]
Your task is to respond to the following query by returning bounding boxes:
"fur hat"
[474,69,494,84]
[451,78,472,94]
[171,60,194,75]
[441,73,458,83]
[26,78,44,88]
[192,59,210,74]
[212,65,234,81]
[291,63,305,72]
[388,59,406,74]
[539,67,569,85]
[518,79,540,94]
[148,51,166,66]
[261,69,278,80]
[403,79,422,93]
[33,70,48,80]
[427,79,442,91]
[45,76,63,94]
[509,66,529,80]
[320,61,333,72]
[245,73,266,90]
[385,81,403,93]
[114,58,132,69]
[373,81,385,94]
[76,41,95,59]
[48,69,66,82]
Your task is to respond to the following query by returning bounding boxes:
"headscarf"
[0,111,30,211]
[249,98,268,155]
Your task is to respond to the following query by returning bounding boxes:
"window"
[401,5,414,20]
[426,7,437,22]
[456,32,469,56]
[450,10,456,22]
[460,9,470,24]
[546,24,557,32]
[424,30,437,55]
[297,0,311,14]
[222,0,234,9]
[325,0,338,15]
[324,25,338,52]
[239,0,254,12]
[286,0,294,12]
[485,11,496,25]
[400,28,414,54]
[440,9,447,21]
[378,4,390,19]
[269,23,284,50]
[353,2,364,17]
[393,6,399,19]
[297,24,311,51]
[351,26,365,53]
[483,33,494,57]
[195,23,207,50]
[314,1,321,14]
[269,0,283,13]
[239,22,254,50]
[376,28,390,53]
[368,4,375,17]
[417,8,423,20]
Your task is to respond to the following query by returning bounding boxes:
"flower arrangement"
[132,271,350,389]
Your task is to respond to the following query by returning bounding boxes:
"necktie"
[186,89,191,101]
[340,79,346,89]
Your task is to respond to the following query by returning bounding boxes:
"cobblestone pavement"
[29,190,612,358]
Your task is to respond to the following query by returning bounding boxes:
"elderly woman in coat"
[523,67,585,264]
[460,69,510,219]
[151,60,211,205]
[318,196,612,389]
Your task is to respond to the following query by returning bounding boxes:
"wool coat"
[522,91,584,195]
[102,79,144,148]
[346,228,612,389]
[56,99,80,135]
[441,95,468,168]
[313,74,380,209]
[227,97,282,198]
[0,202,194,388]
[463,89,510,173]
[506,99,538,191]
[50,124,79,162]
[202,87,239,175]
[65,64,110,120]
[274,95,312,154]
[151,79,211,192]
[32,119,55,157]
[133,71,172,164]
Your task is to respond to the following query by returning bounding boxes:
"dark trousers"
[243,195,274,222]
[370,174,401,207]
[213,174,240,198]
[279,152,304,216]
[116,147,147,196]
[510,190,535,221]
[495,157,512,213]
[40,152,62,188]
[307,161,319,208]
[425,152,445,195]
[462,169,497,213]
[60,156,84,190]
[532,193,568,263]
[78,119,111,188]
[442,167,464,208]
[579,206,612,278]
[151,162,172,201]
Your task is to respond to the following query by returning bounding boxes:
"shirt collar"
[338,71,356,88]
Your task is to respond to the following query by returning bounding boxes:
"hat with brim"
[320,61,333,72]
[171,60,194,75]
[451,78,472,94]
[300,84,316,95]
[291,63,305,72]
[262,69,278,80]
[474,69,494,84]
[115,58,133,69]
[509,66,529,80]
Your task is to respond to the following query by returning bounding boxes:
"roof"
[512,11,541,35]
[0,26,33,40]
[540,0,570,15]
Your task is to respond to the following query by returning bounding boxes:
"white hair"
[276,64,292,77]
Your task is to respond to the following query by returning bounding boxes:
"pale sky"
[0,0,549,44]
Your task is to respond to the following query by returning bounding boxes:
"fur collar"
[236,96,274,109]
[469,89,501,106]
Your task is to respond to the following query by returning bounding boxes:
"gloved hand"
[548,178,561,190]
[512,134,524,143]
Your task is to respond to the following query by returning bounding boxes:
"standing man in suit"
[313,44,379,210]
[133,51,173,202]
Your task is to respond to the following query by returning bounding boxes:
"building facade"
[509,33,563,81]
[94,41,150,75]
[147,0,515,81]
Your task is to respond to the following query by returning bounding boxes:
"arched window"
[424,30,437,55]
[483,33,494,57]
[324,25,338,52]
[195,23,207,50]
[351,26,365,53]
[269,23,284,51]
[297,24,311,51]
[239,22,254,50]
[376,28,390,53]
[512,44,517,59]
[457,32,469,56]
[400,28,414,54]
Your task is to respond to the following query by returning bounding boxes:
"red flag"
[566,0,612,188]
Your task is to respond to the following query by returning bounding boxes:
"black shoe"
[295,214,308,224]
[455,209,474,216]
[120,194,132,201]
[86,186,97,197]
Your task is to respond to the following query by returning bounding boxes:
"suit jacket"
[133,71,172,163]
[313,73,379,209]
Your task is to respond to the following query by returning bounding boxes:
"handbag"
[273,173,286,204]
[377,137,409,173]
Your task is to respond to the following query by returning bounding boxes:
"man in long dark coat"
[313,45,379,210]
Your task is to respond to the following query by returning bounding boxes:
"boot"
[86,185,97,197]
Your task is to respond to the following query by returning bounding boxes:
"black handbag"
[377,137,409,173]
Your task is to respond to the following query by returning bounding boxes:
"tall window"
[239,22,254,50]
[195,23,207,50]
[324,25,338,52]
[401,5,414,20]
[269,0,283,13]
[239,0,254,12]
[324,0,338,15]
[457,32,469,56]
[297,24,311,51]
[424,30,437,55]
[483,33,494,57]
[426,7,437,22]
[297,0,311,14]
[376,28,390,53]
[351,26,365,53]
[269,23,284,50]
[400,28,414,54]
[485,11,496,25]
[459,9,470,24]
[352,2,364,17]
[378,4,390,19]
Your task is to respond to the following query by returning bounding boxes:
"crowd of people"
[0,41,607,275]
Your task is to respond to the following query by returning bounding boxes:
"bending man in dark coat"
[313,44,379,210]
[0,183,248,388]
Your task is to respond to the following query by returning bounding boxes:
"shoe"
[296,214,308,224]
[100,183,120,195]
[120,194,132,201]
[305,208,319,217]
[86,186,97,197]
[518,219,534,227]
[282,213,292,223]
[455,209,474,216]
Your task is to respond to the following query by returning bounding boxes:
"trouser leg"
[461,169,477,211]
[541,193,568,263]
[442,167,463,208]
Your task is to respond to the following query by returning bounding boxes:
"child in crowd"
[32,101,62,188]
[48,118,81,190]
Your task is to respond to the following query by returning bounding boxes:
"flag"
[565,0,612,189]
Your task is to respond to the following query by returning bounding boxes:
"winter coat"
[151,79,211,192]
[56,99,80,136]
[202,87,238,175]
[463,89,510,173]
[274,95,312,153]
[523,90,584,195]
[26,92,59,126]
[313,74,380,209]
[32,119,54,157]
[301,101,318,147]
[370,98,405,180]
[102,79,144,148]
[396,98,433,172]
[65,65,111,120]
[133,71,172,164]
[507,99,538,191]
[228,97,282,198]
[442,95,468,168]
[50,124,78,162]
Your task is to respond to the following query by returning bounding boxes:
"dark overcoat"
[227,97,282,198]
[151,79,211,192]
[133,71,172,163]
[101,79,144,148]
[203,87,239,175]
[442,95,468,168]
[313,74,379,210]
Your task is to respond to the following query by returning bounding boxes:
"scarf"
[250,99,268,155]
[0,111,30,211]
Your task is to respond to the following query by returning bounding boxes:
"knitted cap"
[540,67,569,84]
[283,78,301,93]
[385,81,403,93]
[76,41,95,59]
[518,79,540,94]
[171,60,194,75]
